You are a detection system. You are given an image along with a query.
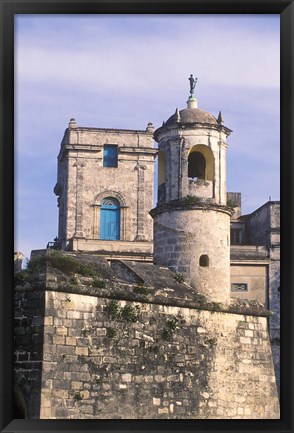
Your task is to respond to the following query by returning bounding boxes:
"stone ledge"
[150,199,233,217]
[15,280,272,318]
[14,251,272,318]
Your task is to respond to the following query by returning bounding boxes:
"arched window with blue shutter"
[100,197,120,240]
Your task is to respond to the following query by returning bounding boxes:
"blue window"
[103,145,118,167]
[100,197,120,240]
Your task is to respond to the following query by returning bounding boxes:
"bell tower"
[150,76,233,303]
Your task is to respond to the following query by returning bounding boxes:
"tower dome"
[167,107,218,125]
[150,76,233,303]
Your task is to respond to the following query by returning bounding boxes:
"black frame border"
[0,1,293,432]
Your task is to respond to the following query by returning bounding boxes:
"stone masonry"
[14,251,280,419]
[229,200,280,393]
[247,201,280,393]
[151,203,232,304]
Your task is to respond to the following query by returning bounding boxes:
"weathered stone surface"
[54,122,156,258]
[230,201,280,394]
[151,206,231,303]
[151,104,232,304]
[14,264,279,419]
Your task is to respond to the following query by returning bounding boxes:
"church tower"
[150,76,233,303]
[54,119,157,259]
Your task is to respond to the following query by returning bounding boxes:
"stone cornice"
[154,122,232,142]
[150,199,233,218]
[67,126,153,135]
[119,147,158,156]
[58,144,157,159]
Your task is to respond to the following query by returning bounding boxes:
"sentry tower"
[150,76,233,303]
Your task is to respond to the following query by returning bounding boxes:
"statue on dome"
[188,74,197,96]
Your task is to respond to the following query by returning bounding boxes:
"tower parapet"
[151,77,233,303]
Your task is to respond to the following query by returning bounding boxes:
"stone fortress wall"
[14,252,280,419]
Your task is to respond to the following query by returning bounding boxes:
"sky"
[15,14,280,262]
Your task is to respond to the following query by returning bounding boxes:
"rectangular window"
[231,228,243,245]
[231,283,248,292]
[103,145,118,167]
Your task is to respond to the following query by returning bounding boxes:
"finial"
[146,122,154,132]
[217,111,224,125]
[175,108,181,123]
[69,118,77,128]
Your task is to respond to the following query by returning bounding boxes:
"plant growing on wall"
[173,273,185,284]
[92,278,107,289]
[226,199,237,208]
[133,284,150,296]
[26,256,46,273]
[161,318,179,341]
[104,300,121,320]
[184,195,201,205]
[14,271,29,286]
[104,300,141,323]
[73,391,83,401]
[69,276,78,285]
[27,251,97,277]
[106,327,117,339]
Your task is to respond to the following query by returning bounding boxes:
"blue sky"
[15,14,280,262]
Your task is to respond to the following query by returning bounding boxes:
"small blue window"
[103,145,118,167]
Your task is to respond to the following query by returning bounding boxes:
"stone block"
[66,337,77,346]
[158,407,169,415]
[240,337,251,345]
[121,374,132,383]
[80,405,94,415]
[244,330,254,337]
[75,347,89,356]
[44,317,53,326]
[56,327,68,336]
[95,328,106,337]
[72,381,83,390]
[53,389,69,399]
[53,335,65,345]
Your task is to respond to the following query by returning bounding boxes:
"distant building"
[14,252,24,272]
[229,195,280,391]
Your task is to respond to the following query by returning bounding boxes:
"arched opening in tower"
[187,145,214,181]
[188,152,206,179]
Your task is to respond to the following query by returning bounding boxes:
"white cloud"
[15,15,279,95]
[14,14,280,256]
